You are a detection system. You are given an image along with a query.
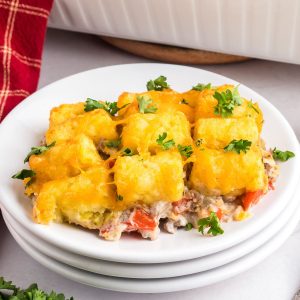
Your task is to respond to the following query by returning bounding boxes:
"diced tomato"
[268,180,275,190]
[216,208,223,220]
[126,209,156,231]
[242,190,264,211]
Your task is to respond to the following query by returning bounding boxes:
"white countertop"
[1,28,300,300]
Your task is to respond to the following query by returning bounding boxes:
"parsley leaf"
[185,223,193,231]
[84,98,128,116]
[0,277,17,292]
[146,76,169,91]
[105,139,121,148]
[122,148,134,156]
[24,141,56,163]
[0,276,73,300]
[116,194,123,201]
[272,148,295,162]
[177,144,193,158]
[12,169,36,180]
[224,139,252,154]
[84,98,104,112]
[156,132,175,150]
[198,212,224,236]
[213,86,242,117]
[247,100,259,114]
[137,96,158,114]
[192,83,211,91]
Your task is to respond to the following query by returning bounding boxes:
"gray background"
[1,29,300,300]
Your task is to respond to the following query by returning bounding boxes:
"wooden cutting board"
[101,36,250,65]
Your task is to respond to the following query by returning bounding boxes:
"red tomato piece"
[242,190,264,211]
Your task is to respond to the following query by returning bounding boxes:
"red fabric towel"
[0,0,53,122]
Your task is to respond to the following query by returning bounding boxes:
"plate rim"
[4,200,300,293]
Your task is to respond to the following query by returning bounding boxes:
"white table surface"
[1,28,300,300]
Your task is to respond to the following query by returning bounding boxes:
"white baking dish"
[48,0,300,64]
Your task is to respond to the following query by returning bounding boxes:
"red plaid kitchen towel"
[0,0,53,122]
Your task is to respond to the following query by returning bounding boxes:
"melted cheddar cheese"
[46,108,118,144]
[26,135,103,195]
[194,118,259,149]
[118,91,194,122]
[33,167,115,226]
[18,82,270,233]
[189,148,268,196]
[122,111,192,154]
[114,151,184,208]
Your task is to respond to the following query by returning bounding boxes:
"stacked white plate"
[0,64,300,293]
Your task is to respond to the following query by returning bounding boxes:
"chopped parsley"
[12,169,36,180]
[116,194,123,201]
[192,83,211,91]
[177,144,193,158]
[272,148,295,162]
[146,75,169,91]
[122,148,134,156]
[24,141,56,163]
[137,96,158,114]
[0,276,73,300]
[224,139,252,154]
[185,223,193,231]
[248,100,259,114]
[84,98,127,116]
[198,212,224,236]
[156,132,175,150]
[105,139,121,148]
[213,86,242,117]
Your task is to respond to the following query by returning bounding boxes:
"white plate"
[4,201,300,293]
[0,63,299,263]
[3,180,300,279]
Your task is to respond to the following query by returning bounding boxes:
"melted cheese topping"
[189,147,268,196]
[33,167,115,225]
[117,90,194,122]
[23,84,268,229]
[113,151,184,209]
[46,108,118,144]
[194,118,259,149]
[122,111,192,154]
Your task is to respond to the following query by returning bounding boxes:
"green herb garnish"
[185,223,193,231]
[247,100,259,114]
[12,169,36,180]
[24,141,55,163]
[105,139,121,148]
[116,194,123,201]
[272,148,295,162]
[156,132,175,150]
[137,96,158,114]
[224,139,252,154]
[146,75,169,91]
[84,98,127,116]
[192,83,211,91]
[0,276,73,300]
[198,212,224,236]
[177,144,193,158]
[122,148,134,156]
[213,86,242,117]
